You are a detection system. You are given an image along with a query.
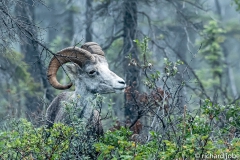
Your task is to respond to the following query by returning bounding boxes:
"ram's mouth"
[113,87,125,90]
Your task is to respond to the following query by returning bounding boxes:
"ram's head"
[47,42,126,94]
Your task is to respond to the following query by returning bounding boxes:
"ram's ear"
[65,63,79,79]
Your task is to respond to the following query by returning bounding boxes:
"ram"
[45,42,126,134]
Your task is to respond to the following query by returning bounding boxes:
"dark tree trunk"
[15,0,53,116]
[85,0,93,42]
[122,1,140,121]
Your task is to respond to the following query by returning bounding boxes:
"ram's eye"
[88,70,96,76]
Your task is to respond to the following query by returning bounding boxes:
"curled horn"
[47,47,95,90]
[81,42,104,56]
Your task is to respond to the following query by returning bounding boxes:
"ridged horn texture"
[81,42,105,56]
[47,47,95,90]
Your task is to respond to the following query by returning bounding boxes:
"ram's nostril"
[118,81,125,85]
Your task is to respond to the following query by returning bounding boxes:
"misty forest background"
[0,0,239,122]
[0,0,240,159]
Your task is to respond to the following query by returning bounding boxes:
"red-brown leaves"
[125,86,170,108]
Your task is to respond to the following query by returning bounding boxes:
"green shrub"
[94,100,240,160]
[0,119,71,159]
[0,98,100,159]
[95,127,159,160]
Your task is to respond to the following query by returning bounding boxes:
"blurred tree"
[63,0,74,47]
[47,1,59,44]
[0,0,47,52]
[215,0,238,100]
[15,0,53,116]
[0,50,42,119]
[94,0,141,121]
[197,21,225,89]
[47,0,75,47]
[85,0,93,42]
[233,0,240,11]
[122,1,140,120]
[159,0,213,101]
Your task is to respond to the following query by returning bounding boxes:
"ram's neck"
[74,81,95,120]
